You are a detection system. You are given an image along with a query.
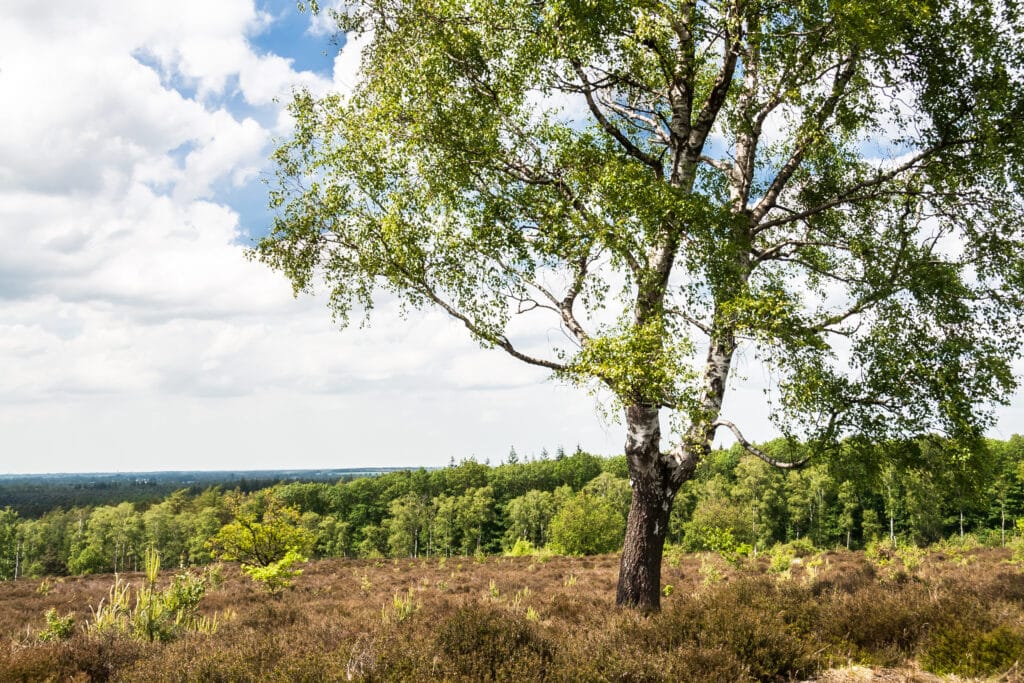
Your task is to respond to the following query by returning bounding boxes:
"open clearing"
[2,548,1022,681]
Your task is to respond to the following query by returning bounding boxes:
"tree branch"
[713,419,810,469]
[750,55,859,224]
[752,146,945,234]
[572,62,664,175]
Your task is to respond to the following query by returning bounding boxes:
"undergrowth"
[1,548,1023,681]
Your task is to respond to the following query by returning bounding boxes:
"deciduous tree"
[263,0,1024,609]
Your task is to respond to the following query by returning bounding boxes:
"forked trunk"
[615,322,735,610]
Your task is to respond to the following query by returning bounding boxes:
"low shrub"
[242,547,307,592]
[37,607,75,642]
[922,624,1024,677]
[88,548,220,642]
[506,538,536,557]
[435,603,555,680]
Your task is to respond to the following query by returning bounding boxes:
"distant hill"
[0,468,414,517]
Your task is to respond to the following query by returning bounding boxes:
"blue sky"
[0,1,1019,474]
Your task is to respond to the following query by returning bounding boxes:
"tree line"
[2,435,1023,580]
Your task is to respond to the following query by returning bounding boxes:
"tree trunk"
[616,404,677,612]
[617,475,674,612]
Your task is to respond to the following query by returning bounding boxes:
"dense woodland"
[2,435,1024,580]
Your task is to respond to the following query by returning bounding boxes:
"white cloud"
[1,2,1017,475]
[331,30,372,97]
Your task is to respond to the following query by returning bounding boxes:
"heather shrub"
[620,578,820,682]
[809,554,875,596]
[922,624,1024,677]
[435,603,555,680]
[697,580,819,680]
[53,635,145,683]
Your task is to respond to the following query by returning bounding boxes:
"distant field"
[2,547,1022,681]
[0,468,412,517]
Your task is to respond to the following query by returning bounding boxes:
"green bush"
[242,548,307,593]
[547,493,624,555]
[37,608,75,642]
[768,543,796,573]
[687,526,752,566]
[506,538,536,557]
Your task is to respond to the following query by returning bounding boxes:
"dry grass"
[1,548,1023,681]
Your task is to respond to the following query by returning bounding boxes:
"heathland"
[2,545,1023,680]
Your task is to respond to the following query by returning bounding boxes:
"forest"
[2,434,1023,581]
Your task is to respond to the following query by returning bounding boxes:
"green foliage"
[68,502,144,575]
[686,526,752,567]
[86,549,219,642]
[10,434,1024,582]
[548,493,625,555]
[506,539,536,557]
[241,548,307,593]
[37,608,75,642]
[260,0,1024,467]
[209,499,314,568]
[561,317,697,410]
[254,0,1024,609]
[768,543,797,574]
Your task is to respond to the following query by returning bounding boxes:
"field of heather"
[2,547,1023,681]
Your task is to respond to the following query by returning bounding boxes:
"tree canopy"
[259,0,1024,609]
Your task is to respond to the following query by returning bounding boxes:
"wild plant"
[895,544,926,574]
[86,546,219,642]
[37,608,75,642]
[381,588,419,624]
[700,557,723,586]
[242,547,307,593]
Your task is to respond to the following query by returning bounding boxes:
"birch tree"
[259,0,1024,609]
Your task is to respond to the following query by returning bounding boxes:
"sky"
[0,1,1020,474]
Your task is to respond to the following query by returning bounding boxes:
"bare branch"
[572,62,664,175]
[713,419,810,469]
[598,96,671,146]
[699,155,733,174]
[665,305,712,336]
[752,146,945,234]
[684,6,742,162]
[559,251,594,343]
[750,55,858,225]
[422,283,567,371]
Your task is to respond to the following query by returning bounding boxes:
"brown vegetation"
[1,548,1023,681]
